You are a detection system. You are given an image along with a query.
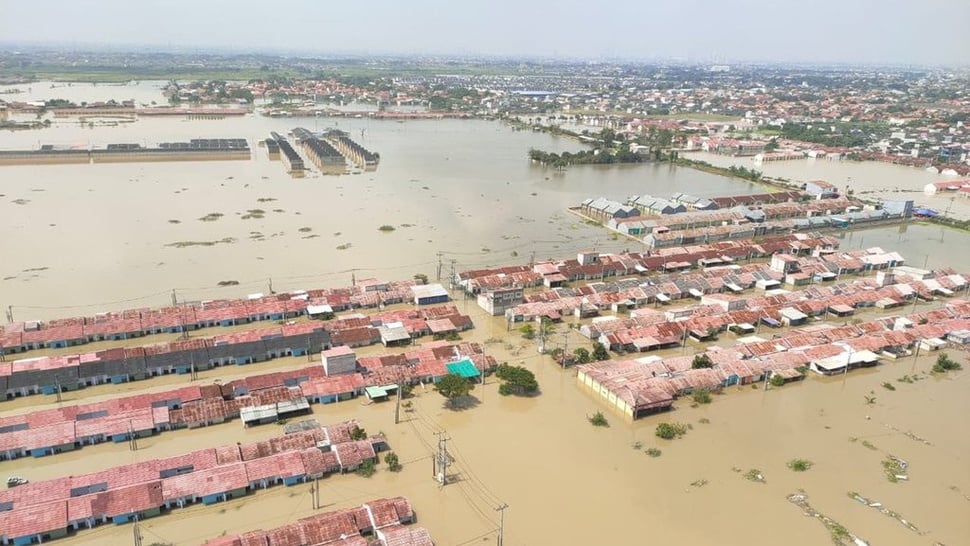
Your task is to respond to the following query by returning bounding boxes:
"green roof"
[446,358,480,378]
[364,384,398,399]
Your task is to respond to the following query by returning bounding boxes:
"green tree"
[519,323,535,340]
[691,354,713,369]
[655,422,688,440]
[932,352,963,373]
[357,459,376,478]
[592,342,610,361]
[435,373,474,405]
[384,452,401,472]
[573,347,591,364]
[769,374,785,387]
[495,364,539,396]
[413,273,429,285]
[350,425,367,440]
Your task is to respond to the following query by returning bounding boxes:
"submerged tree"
[435,373,474,406]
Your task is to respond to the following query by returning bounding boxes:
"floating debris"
[882,455,908,483]
[883,423,932,446]
[788,491,867,546]
[743,468,766,483]
[848,491,924,535]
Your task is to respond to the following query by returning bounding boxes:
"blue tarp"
[913,207,938,217]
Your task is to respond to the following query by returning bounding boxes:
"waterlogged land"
[2,82,969,545]
[0,110,772,318]
[4,304,968,546]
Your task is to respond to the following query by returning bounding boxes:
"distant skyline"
[3,0,969,67]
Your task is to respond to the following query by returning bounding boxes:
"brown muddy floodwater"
[1,82,969,545]
[4,305,969,546]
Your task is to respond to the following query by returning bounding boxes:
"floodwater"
[2,82,969,546]
[1,83,765,320]
[3,303,969,546]
[691,150,970,220]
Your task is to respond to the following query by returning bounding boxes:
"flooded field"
[2,82,969,546]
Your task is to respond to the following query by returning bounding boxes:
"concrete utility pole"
[128,420,138,451]
[434,432,450,488]
[436,252,443,282]
[5,305,12,324]
[449,260,457,290]
[268,277,274,295]
[54,375,62,403]
[171,289,178,306]
[394,367,405,425]
[560,331,569,368]
[911,341,921,373]
[132,514,142,546]
[495,503,509,546]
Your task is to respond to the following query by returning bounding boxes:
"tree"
[384,452,401,472]
[435,373,474,404]
[933,352,963,373]
[592,342,610,361]
[769,374,785,387]
[573,347,591,364]
[655,422,688,440]
[691,354,713,369]
[519,324,535,340]
[413,273,429,285]
[495,364,539,396]
[350,425,367,440]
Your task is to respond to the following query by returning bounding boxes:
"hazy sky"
[3,0,969,66]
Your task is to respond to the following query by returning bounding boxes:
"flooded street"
[4,305,968,546]
[1,81,969,546]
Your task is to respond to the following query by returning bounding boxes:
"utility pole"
[911,341,921,373]
[189,353,197,381]
[54,375,62,403]
[133,514,142,546]
[434,431,450,488]
[351,270,357,287]
[128,420,138,451]
[394,367,404,424]
[449,260,457,290]
[495,503,509,546]
[560,331,569,368]
[537,320,545,354]
[436,252,443,282]
[268,277,275,295]
[171,289,178,306]
[5,305,12,323]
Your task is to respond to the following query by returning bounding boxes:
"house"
[804,180,839,199]
[411,284,449,306]
[321,346,357,376]
[477,286,524,316]
[778,307,808,327]
[378,323,411,347]
[809,349,880,376]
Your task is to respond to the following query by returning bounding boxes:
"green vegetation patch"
[588,411,610,427]
[787,459,814,472]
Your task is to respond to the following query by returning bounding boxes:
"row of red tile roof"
[203,497,429,546]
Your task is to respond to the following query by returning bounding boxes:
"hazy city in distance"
[1,3,969,546]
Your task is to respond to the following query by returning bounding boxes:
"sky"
[2,0,969,66]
